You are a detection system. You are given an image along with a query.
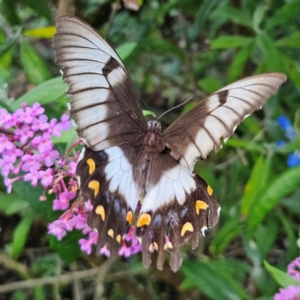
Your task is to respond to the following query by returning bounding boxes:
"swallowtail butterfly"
[53,15,286,271]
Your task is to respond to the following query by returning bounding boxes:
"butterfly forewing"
[53,15,146,151]
[54,15,287,272]
[161,73,287,170]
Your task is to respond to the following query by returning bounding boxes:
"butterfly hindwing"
[77,147,138,255]
[136,155,220,271]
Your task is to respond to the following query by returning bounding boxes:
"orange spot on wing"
[207,185,213,196]
[107,229,114,238]
[116,234,121,243]
[137,213,151,227]
[86,158,96,175]
[126,210,133,225]
[195,200,209,214]
[164,241,173,250]
[95,205,105,221]
[181,222,194,237]
[88,180,100,197]
[148,242,158,252]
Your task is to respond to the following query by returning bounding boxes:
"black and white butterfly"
[53,15,286,271]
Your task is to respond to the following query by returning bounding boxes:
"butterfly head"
[147,120,161,131]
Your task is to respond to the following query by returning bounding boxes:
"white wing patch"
[55,16,124,67]
[69,74,109,94]
[73,105,107,129]
[107,67,126,87]
[141,164,196,213]
[71,89,111,111]
[105,146,140,210]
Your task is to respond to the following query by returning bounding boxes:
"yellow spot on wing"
[126,210,133,225]
[107,229,114,238]
[164,241,173,250]
[195,200,209,214]
[116,234,121,243]
[207,185,213,196]
[95,205,105,221]
[86,158,96,175]
[181,222,194,237]
[148,242,158,252]
[88,180,100,197]
[137,213,151,227]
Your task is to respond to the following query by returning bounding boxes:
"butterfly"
[53,15,287,272]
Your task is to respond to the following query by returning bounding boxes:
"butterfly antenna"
[140,98,152,112]
[157,95,194,120]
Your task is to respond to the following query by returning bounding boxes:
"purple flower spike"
[48,220,69,241]
[274,285,300,300]
[1,102,143,263]
[288,257,300,282]
[274,256,300,299]
[0,102,74,200]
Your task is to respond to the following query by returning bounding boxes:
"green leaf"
[52,126,78,152]
[181,260,251,300]
[247,165,300,233]
[11,77,68,110]
[198,76,223,93]
[22,0,52,20]
[241,114,263,135]
[0,192,28,215]
[256,32,285,72]
[49,231,82,264]
[241,155,271,216]
[277,210,298,258]
[227,42,254,82]
[225,138,264,153]
[0,39,15,82]
[253,4,267,33]
[211,36,253,49]
[275,31,300,49]
[214,7,253,29]
[23,26,56,39]
[11,210,34,258]
[266,1,300,29]
[264,261,300,288]
[277,51,300,90]
[140,37,185,60]
[255,221,278,260]
[20,41,51,85]
[209,216,243,254]
[276,137,300,154]
[0,100,14,113]
[192,0,220,37]
[1,0,20,25]
[12,180,52,219]
[142,110,156,118]
[116,42,138,60]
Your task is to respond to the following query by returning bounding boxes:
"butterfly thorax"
[144,120,162,148]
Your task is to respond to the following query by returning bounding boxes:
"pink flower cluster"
[49,199,142,258]
[0,102,72,193]
[1,102,142,259]
[274,257,300,300]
